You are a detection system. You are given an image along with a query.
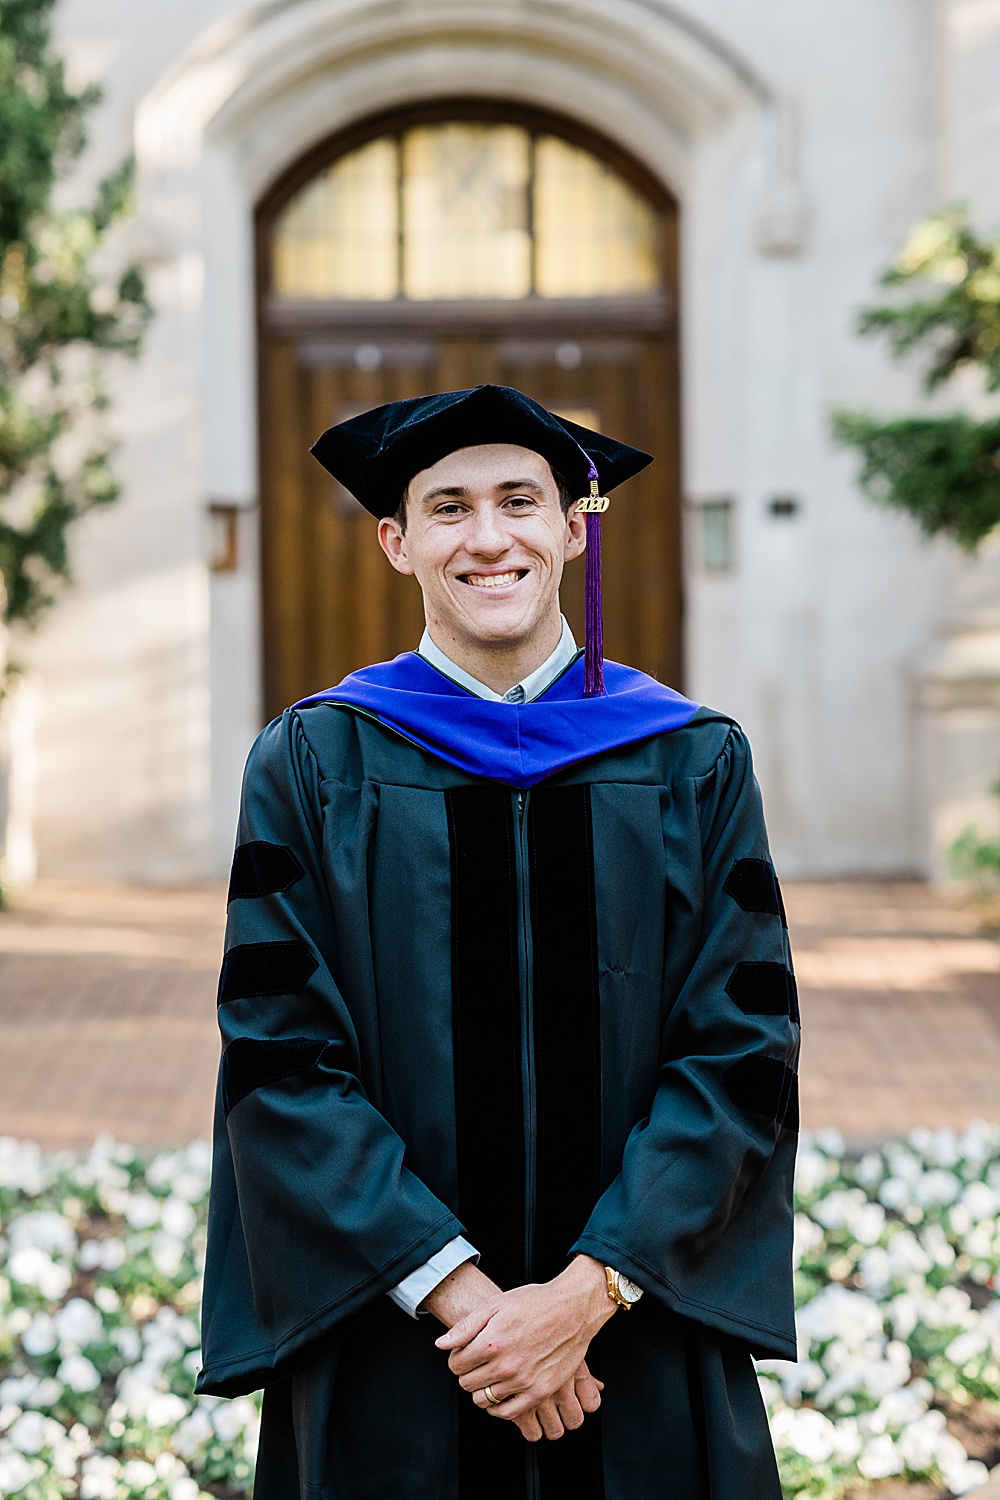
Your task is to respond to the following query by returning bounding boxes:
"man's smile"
[460,569,529,589]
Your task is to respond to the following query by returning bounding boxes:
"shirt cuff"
[387,1236,479,1318]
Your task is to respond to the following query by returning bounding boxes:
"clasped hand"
[427,1255,614,1443]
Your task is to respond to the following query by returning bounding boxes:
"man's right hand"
[423,1260,603,1441]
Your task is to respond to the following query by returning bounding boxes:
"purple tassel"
[583,465,605,696]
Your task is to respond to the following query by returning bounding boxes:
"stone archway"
[133,0,771,861]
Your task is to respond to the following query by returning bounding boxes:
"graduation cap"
[310,384,652,695]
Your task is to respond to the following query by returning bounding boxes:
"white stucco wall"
[16,0,999,880]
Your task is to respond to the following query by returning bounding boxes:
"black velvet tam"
[309,384,653,518]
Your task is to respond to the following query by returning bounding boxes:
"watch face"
[618,1274,643,1303]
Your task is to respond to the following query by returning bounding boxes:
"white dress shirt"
[388,617,580,1318]
[417,616,579,704]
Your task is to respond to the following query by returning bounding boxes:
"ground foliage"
[2,1131,1000,1497]
[949,777,1000,921]
[833,212,1000,549]
[0,0,149,626]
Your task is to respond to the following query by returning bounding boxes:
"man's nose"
[465,506,509,555]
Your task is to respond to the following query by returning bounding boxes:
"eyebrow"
[420,478,547,503]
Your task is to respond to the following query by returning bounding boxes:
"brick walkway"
[0,878,996,1149]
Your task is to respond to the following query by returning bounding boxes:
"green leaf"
[831,410,1000,550]
[0,0,150,625]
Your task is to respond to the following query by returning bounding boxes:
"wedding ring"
[484,1385,501,1406]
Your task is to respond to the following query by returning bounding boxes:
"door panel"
[260,327,680,718]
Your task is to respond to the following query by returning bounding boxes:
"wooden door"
[257,106,681,720]
[259,325,680,717]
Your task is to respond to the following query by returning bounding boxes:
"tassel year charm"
[576,472,609,696]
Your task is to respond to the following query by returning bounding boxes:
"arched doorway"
[256,102,681,718]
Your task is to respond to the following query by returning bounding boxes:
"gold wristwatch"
[604,1265,644,1311]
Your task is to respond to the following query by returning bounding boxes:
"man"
[197,386,799,1499]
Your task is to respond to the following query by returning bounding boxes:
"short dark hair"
[391,463,575,533]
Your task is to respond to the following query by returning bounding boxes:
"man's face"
[377,444,586,652]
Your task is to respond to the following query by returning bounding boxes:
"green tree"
[0,0,149,627]
[832,210,1000,550]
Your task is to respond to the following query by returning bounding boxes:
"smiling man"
[197,386,799,1500]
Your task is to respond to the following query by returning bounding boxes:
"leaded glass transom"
[271,122,662,301]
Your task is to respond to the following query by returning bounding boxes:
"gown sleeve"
[572,724,799,1358]
[196,711,465,1396]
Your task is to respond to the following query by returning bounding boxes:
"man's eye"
[435,504,465,517]
[506,496,535,509]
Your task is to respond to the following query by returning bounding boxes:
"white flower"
[756,1357,823,1400]
[212,1395,259,1441]
[927,1285,974,1328]
[791,1212,824,1268]
[154,1451,185,1477]
[855,1152,884,1189]
[878,1177,911,1213]
[850,1202,886,1245]
[170,1479,200,1500]
[815,1128,845,1158]
[161,1196,197,1238]
[857,1432,903,1479]
[57,1354,101,1393]
[932,1429,985,1493]
[93,1286,119,1313]
[54,1297,103,1350]
[961,1180,999,1221]
[122,1458,157,1488]
[915,1168,962,1207]
[884,1144,924,1183]
[110,1324,142,1363]
[945,1328,989,1364]
[0,1138,48,1195]
[947,1458,991,1495]
[21,1313,57,1356]
[885,1228,932,1279]
[9,1410,48,1454]
[873,1384,929,1430]
[172,1404,214,1460]
[80,1453,120,1500]
[31,1378,65,1409]
[8,1247,72,1299]
[927,1127,961,1168]
[812,1188,866,1230]
[116,1367,161,1420]
[0,1448,37,1493]
[796,1285,884,1349]
[921,1222,957,1267]
[829,1416,862,1461]
[151,1232,186,1277]
[9,1211,76,1259]
[145,1392,188,1427]
[123,1191,161,1229]
[0,1375,37,1406]
[770,1406,837,1463]
[793,1146,831,1198]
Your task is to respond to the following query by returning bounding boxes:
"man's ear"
[378,517,415,575]
[564,505,587,563]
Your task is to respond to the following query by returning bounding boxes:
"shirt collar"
[417,617,579,703]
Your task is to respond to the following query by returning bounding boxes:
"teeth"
[467,571,521,589]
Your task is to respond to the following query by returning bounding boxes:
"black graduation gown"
[197,701,798,1500]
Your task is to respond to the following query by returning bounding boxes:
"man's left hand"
[434,1254,615,1430]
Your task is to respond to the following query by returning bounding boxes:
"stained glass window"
[403,124,531,299]
[534,136,660,296]
[272,138,398,300]
[271,123,662,300]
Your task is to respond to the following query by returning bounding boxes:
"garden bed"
[1,1126,1000,1497]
